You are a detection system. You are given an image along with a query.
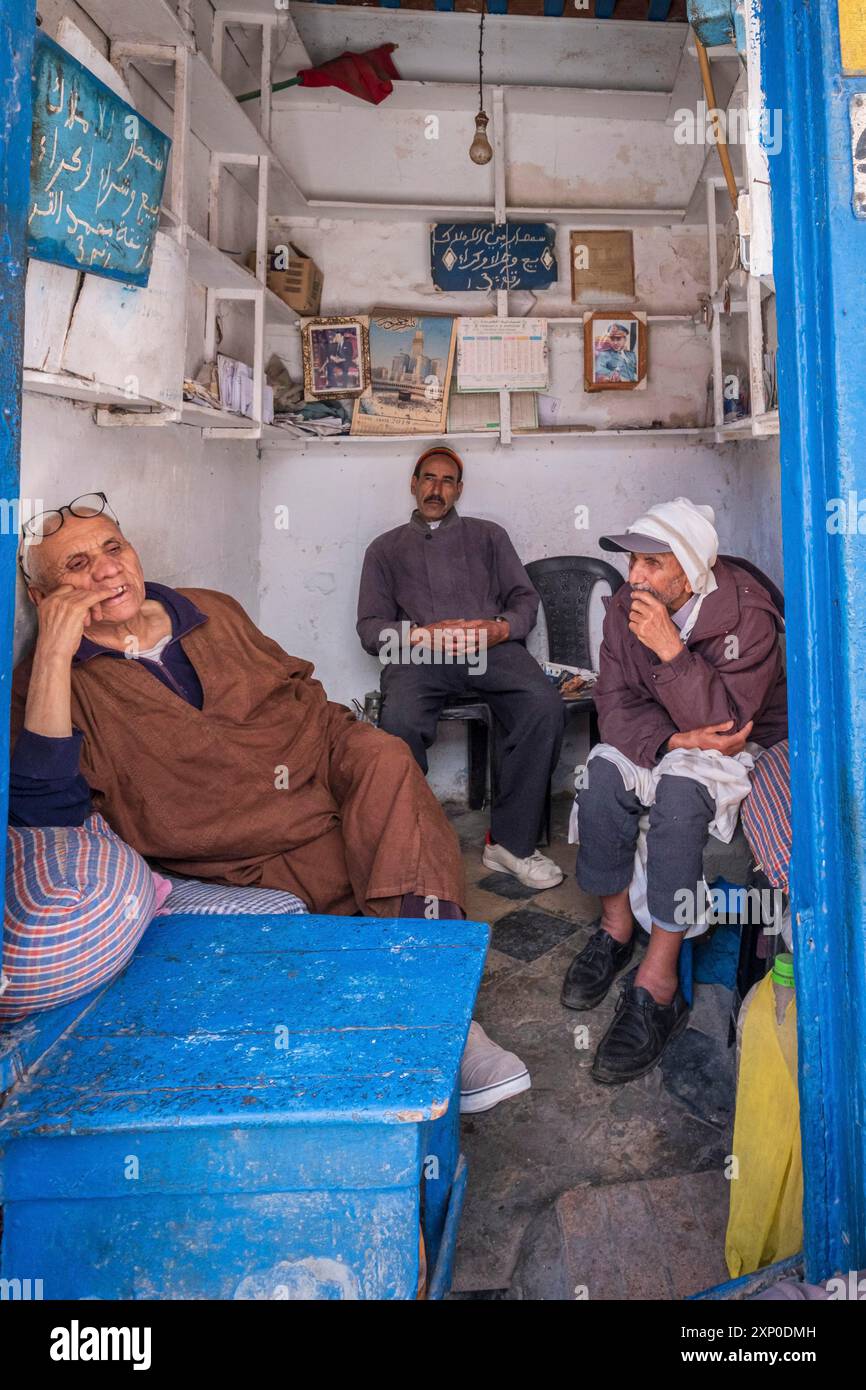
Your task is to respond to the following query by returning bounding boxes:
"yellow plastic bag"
[725,972,803,1277]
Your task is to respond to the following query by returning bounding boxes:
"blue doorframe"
[0,1,36,981]
[760,0,866,1280]
[1,0,863,1289]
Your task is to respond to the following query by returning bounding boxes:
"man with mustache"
[357,446,565,890]
[560,498,787,1084]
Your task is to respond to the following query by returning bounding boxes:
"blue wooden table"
[0,913,488,1300]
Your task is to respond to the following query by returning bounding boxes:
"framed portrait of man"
[302,317,370,400]
[583,311,648,392]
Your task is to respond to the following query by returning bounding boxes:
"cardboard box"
[246,244,323,315]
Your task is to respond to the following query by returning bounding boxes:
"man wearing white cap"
[561,498,787,1084]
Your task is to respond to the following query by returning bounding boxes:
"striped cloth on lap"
[740,739,791,893]
[159,875,307,917]
[0,814,157,1023]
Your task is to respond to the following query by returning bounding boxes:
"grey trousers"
[379,641,565,858]
[575,753,715,928]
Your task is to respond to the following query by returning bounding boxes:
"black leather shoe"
[591,968,689,1085]
[561,921,635,1011]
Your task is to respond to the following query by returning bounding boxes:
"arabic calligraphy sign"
[430,222,557,292]
[28,33,170,288]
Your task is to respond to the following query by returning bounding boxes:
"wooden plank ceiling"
[307,1,687,19]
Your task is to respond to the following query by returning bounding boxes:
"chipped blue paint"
[759,0,866,1280]
[0,913,487,1299]
[0,1,35,986]
[688,1255,805,1301]
[686,0,735,47]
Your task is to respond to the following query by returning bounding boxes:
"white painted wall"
[731,436,784,590]
[256,207,778,802]
[258,434,757,800]
[16,3,264,663]
[20,1,784,813]
[271,219,717,429]
[14,396,262,661]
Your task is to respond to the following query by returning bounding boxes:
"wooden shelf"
[210,0,284,13]
[258,426,725,450]
[752,409,780,436]
[179,402,261,433]
[76,0,190,47]
[718,410,779,439]
[185,230,298,327]
[139,52,305,213]
[23,371,164,411]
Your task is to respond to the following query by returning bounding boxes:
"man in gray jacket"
[357,445,565,890]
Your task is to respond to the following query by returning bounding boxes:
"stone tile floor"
[447,794,735,1300]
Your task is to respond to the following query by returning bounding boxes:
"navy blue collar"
[73,582,208,665]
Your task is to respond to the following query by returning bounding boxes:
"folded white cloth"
[569,742,760,939]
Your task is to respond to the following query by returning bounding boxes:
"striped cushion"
[0,814,157,1023]
[159,875,307,917]
[740,739,791,892]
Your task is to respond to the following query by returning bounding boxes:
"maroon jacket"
[594,559,788,768]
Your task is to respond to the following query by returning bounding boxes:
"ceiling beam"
[274,202,687,224]
[273,78,672,120]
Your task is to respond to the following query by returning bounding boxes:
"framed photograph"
[302,316,370,400]
[583,311,647,392]
[351,310,457,436]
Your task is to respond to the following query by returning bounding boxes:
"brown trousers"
[255,715,466,916]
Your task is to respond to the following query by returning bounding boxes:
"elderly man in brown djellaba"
[10,492,530,1114]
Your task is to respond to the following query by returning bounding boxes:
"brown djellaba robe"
[10,588,465,916]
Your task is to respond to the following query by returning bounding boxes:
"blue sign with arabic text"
[28,33,171,287]
[430,222,557,292]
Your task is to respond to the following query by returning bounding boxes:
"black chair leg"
[588,707,600,748]
[467,720,489,811]
[538,782,552,849]
[727,916,769,1047]
[489,719,501,806]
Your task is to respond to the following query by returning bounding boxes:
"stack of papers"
[270,413,348,437]
[216,354,274,424]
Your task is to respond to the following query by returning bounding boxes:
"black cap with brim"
[599,531,672,555]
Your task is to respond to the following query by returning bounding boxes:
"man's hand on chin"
[628,590,683,663]
[668,720,754,756]
[24,583,125,740]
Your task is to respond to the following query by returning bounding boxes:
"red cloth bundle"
[298,43,400,106]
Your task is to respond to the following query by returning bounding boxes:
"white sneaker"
[482,840,564,890]
[460,1021,531,1114]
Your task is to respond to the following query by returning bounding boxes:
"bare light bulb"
[469,111,493,165]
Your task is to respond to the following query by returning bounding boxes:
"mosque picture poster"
[351,311,457,435]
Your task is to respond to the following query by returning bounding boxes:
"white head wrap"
[626,497,719,599]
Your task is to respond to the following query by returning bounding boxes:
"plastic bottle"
[726,951,802,1275]
[735,952,795,1077]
